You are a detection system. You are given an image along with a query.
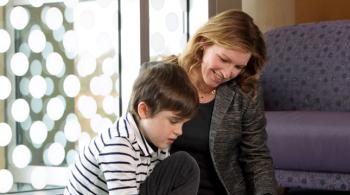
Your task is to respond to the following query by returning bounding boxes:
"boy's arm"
[98,137,139,195]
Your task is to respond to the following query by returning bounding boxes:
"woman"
[165,9,278,195]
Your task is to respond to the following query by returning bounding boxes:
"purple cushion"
[262,20,350,112]
[266,111,350,173]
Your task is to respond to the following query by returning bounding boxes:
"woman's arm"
[239,84,278,195]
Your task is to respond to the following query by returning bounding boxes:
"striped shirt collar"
[125,113,168,157]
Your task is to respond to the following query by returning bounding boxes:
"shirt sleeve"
[98,136,139,195]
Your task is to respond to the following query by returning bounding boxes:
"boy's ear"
[137,101,149,119]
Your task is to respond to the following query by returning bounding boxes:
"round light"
[99,75,113,96]
[10,6,29,30]
[63,0,79,8]
[45,7,63,30]
[0,123,12,147]
[64,7,74,23]
[45,77,55,96]
[46,52,64,76]
[0,76,11,100]
[47,97,65,121]
[43,114,55,131]
[103,95,118,115]
[165,12,179,32]
[43,148,50,165]
[29,0,43,7]
[96,32,112,55]
[19,77,29,96]
[28,29,46,53]
[29,75,47,98]
[64,117,81,142]
[30,167,47,189]
[76,54,96,77]
[62,30,78,56]
[88,77,99,96]
[12,145,32,168]
[0,0,9,6]
[29,121,48,145]
[90,75,113,96]
[41,42,53,60]
[47,143,65,165]
[66,149,78,165]
[77,9,95,30]
[11,99,30,122]
[151,0,164,10]
[10,52,29,76]
[53,26,65,42]
[31,98,43,113]
[102,57,117,76]
[20,116,32,131]
[54,131,67,147]
[0,29,11,53]
[19,42,31,57]
[150,32,165,53]
[30,60,42,75]
[0,169,13,193]
[77,96,97,119]
[63,75,80,97]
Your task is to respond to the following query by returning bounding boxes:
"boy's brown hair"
[128,62,199,120]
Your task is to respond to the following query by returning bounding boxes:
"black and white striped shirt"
[64,113,169,195]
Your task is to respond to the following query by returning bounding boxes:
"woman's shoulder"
[221,80,262,103]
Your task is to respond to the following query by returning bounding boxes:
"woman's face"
[201,44,251,89]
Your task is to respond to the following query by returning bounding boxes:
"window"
[0,0,208,193]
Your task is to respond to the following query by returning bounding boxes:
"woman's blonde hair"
[164,9,266,98]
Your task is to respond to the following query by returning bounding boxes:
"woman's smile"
[211,69,224,83]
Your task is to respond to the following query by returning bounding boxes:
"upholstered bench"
[262,20,350,191]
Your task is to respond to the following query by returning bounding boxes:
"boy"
[64,62,200,195]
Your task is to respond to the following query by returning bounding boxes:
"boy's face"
[139,106,189,150]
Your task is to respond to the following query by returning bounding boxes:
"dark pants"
[139,151,200,195]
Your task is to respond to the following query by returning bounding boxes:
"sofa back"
[262,20,350,111]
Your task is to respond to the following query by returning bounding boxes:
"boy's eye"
[169,119,179,124]
[169,117,182,124]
